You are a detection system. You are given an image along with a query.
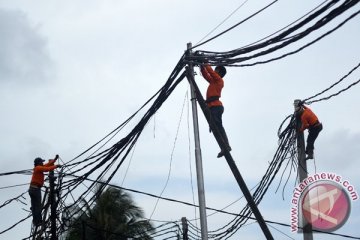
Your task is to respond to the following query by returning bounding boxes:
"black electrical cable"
[0,215,31,235]
[0,191,27,209]
[62,53,185,170]
[238,0,330,50]
[0,169,32,177]
[17,171,358,239]
[58,108,298,238]
[0,183,29,190]
[205,115,298,239]
[120,140,138,187]
[308,77,360,104]
[148,223,182,239]
[191,0,279,49]
[195,0,249,45]
[268,223,296,240]
[55,57,188,232]
[187,0,359,68]
[149,90,189,220]
[304,61,360,103]
[232,9,360,67]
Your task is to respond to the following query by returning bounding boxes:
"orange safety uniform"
[30,159,57,187]
[200,64,223,107]
[299,106,319,132]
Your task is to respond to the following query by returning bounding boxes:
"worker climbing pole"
[28,154,61,240]
[294,99,322,238]
[186,42,274,240]
[294,100,314,240]
[294,99,323,160]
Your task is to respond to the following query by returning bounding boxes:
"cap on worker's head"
[215,66,226,78]
[293,99,303,112]
[34,157,45,165]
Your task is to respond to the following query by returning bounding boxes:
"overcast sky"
[0,1,359,239]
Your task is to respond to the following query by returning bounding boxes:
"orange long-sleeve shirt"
[200,64,223,107]
[300,106,319,132]
[30,159,57,187]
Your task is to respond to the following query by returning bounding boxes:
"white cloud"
[0,9,53,86]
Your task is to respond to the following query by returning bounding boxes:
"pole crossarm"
[185,62,274,240]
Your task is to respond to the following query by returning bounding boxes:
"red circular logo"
[301,182,351,232]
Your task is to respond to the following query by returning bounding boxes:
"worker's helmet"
[34,157,45,165]
[293,99,303,112]
[215,66,226,78]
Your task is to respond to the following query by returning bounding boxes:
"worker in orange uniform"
[294,100,323,159]
[29,155,61,226]
[200,64,231,158]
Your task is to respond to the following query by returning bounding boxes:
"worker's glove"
[56,164,62,168]
[55,154,59,160]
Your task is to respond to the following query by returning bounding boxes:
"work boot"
[306,150,314,160]
[217,146,232,158]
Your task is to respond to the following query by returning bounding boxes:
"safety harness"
[205,96,220,104]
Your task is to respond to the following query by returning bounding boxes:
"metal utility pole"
[181,217,189,240]
[49,170,57,240]
[295,111,313,240]
[186,42,209,240]
[185,45,273,239]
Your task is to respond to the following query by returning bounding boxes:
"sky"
[0,0,359,239]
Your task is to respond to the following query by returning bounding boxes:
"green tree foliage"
[65,186,154,240]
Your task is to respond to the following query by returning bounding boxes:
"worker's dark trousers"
[28,187,42,225]
[306,123,323,153]
[210,105,230,149]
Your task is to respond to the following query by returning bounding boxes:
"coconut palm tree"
[65,185,154,240]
